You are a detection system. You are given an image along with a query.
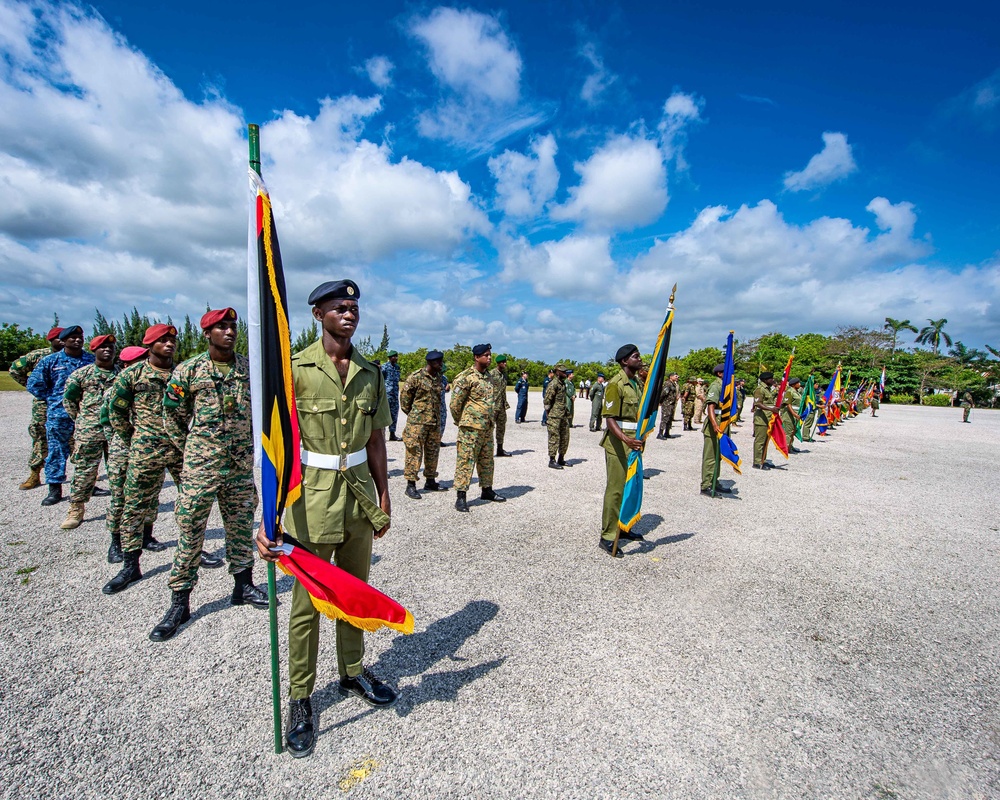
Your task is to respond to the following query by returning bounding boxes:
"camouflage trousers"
[168,460,258,592]
[120,439,183,553]
[454,425,494,491]
[402,423,441,481]
[547,416,570,459]
[494,410,507,452]
[693,398,705,425]
[388,392,399,435]
[44,415,75,484]
[28,398,47,471]
[657,401,677,437]
[106,433,159,537]
[69,435,108,503]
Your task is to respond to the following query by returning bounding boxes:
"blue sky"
[0,0,997,359]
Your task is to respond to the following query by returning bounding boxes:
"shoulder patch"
[164,380,185,408]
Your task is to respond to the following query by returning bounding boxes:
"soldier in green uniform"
[450,344,505,512]
[752,372,779,469]
[256,279,396,759]
[589,372,606,432]
[544,364,571,469]
[681,379,696,430]
[870,390,880,417]
[782,378,802,454]
[599,345,645,557]
[961,391,974,422]
[149,308,265,642]
[700,364,733,497]
[11,327,64,490]
[60,334,118,530]
[656,372,679,439]
[565,369,576,427]
[491,354,511,457]
[400,350,445,499]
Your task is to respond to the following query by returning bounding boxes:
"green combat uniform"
[681,383,695,430]
[109,362,184,554]
[600,371,641,541]
[400,366,442,481]
[490,366,510,453]
[285,341,391,695]
[10,348,51,473]
[753,382,777,466]
[589,379,606,431]
[782,385,801,451]
[657,378,678,438]
[701,377,722,491]
[961,392,973,422]
[102,397,160,543]
[63,363,117,503]
[544,374,571,460]
[162,353,257,592]
[450,367,496,491]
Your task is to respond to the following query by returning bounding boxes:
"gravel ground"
[1,392,998,799]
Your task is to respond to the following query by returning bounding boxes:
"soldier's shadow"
[505,449,534,456]
[314,600,505,725]
[643,468,663,478]
[562,457,587,466]
[157,500,175,514]
[496,484,533,499]
[631,530,695,555]
[387,468,404,479]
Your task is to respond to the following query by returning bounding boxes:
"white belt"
[301,448,367,472]
[613,419,637,432]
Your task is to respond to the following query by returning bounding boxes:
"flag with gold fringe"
[766,351,794,458]
[717,331,742,473]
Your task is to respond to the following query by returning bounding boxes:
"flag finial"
[668,283,677,308]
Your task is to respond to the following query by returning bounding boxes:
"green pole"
[710,427,721,498]
[249,122,283,755]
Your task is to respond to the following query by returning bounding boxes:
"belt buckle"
[339,458,348,473]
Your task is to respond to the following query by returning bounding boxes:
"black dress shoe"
[41,483,62,507]
[149,590,191,642]
[231,569,269,608]
[388,432,400,441]
[142,524,168,552]
[557,457,572,467]
[714,485,733,494]
[404,482,422,500]
[548,459,563,470]
[496,449,511,457]
[339,669,398,707]
[480,487,506,502]
[700,488,722,498]
[619,529,644,542]
[423,479,446,491]
[455,491,469,513]
[598,538,623,558]
[285,698,316,758]
[200,551,224,568]
[91,485,111,497]
[102,550,141,594]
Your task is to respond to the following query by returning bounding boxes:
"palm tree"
[987,345,1000,360]
[915,318,953,355]
[883,317,917,357]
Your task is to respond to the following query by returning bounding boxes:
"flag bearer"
[752,372,779,469]
[782,378,802,454]
[700,364,731,497]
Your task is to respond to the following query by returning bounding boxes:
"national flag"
[717,331,741,473]
[766,351,794,458]
[795,375,816,441]
[618,294,675,535]
[879,366,886,397]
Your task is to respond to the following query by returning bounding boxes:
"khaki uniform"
[753,382,777,466]
[543,374,571,460]
[400,367,442,481]
[782,386,801,449]
[701,378,722,491]
[10,348,51,472]
[693,382,707,424]
[285,341,391,696]
[63,364,117,503]
[450,367,497,492]
[600,372,640,540]
[489,367,510,452]
[163,353,257,591]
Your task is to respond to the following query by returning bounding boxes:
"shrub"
[921,394,951,407]
[889,394,914,404]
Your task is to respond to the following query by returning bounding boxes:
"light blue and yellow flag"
[718,331,742,473]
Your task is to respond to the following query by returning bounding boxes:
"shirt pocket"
[297,397,339,447]
[191,376,220,426]
[355,387,377,416]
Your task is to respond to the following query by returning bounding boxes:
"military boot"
[40,483,62,506]
[102,550,142,595]
[548,458,563,470]
[285,697,316,759]
[199,550,224,568]
[19,469,41,490]
[60,502,85,530]
[231,568,269,608]
[423,478,445,491]
[480,487,506,502]
[455,491,469,513]
[142,523,168,552]
[149,590,191,642]
[404,481,422,500]
[107,533,123,564]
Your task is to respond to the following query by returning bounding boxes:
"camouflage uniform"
[657,379,678,437]
[10,348,51,472]
[163,353,257,591]
[399,367,442,481]
[108,362,184,553]
[63,364,117,502]
[27,350,95,484]
[489,366,510,453]
[450,367,496,491]
[103,399,161,539]
[439,373,449,436]
[381,360,401,437]
[544,374,571,460]
[681,383,696,429]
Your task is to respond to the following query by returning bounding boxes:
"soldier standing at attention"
[870,390,880,417]
[544,364,571,469]
[59,334,118,530]
[491,354,511,457]
[450,344,505,512]
[599,345,645,557]
[782,378,802,454]
[11,326,63,490]
[681,379,696,430]
[439,369,450,442]
[400,350,446,500]
[961,391,974,422]
[589,372,606,432]
[27,326,95,507]
[693,378,707,425]
[255,280,397,759]
[148,308,266,642]
[102,324,183,595]
[752,372,779,470]
[541,369,554,426]
[700,364,732,497]
[656,372,679,439]
[514,371,529,423]
[381,351,401,441]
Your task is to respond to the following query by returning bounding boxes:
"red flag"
[767,352,794,458]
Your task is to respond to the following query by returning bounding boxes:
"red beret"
[142,323,177,345]
[200,307,238,330]
[89,334,116,350]
[46,327,63,341]
[119,346,148,364]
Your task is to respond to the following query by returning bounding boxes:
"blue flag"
[717,331,742,473]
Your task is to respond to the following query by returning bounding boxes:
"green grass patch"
[15,565,39,586]
[8,541,26,546]
[0,372,25,391]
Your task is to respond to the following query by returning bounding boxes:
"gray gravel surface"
[1,391,998,799]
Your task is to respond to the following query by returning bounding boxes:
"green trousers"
[601,443,628,540]
[701,431,717,490]
[753,417,769,466]
[782,413,796,451]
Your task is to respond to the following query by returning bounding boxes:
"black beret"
[426,350,444,361]
[615,343,639,363]
[472,343,491,356]
[57,325,83,340]
[597,372,605,378]
[308,279,360,305]
[713,363,725,374]
[789,377,802,386]
[760,371,774,381]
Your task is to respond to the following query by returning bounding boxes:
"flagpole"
[710,330,733,498]
[249,123,284,756]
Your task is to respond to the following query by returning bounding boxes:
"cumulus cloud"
[551,135,667,230]
[488,133,559,219]
[363,55,394,89]
[783,132,858,192]
[500,233,615,298]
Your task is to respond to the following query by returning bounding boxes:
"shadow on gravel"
[630,528,695,555]
[387,468,404,479]
[563,457,587,466]
[505,448,535,456]
[496,484,534,499]
[314,600,504,724]
[157,500,175,514]
[643,468,663,478]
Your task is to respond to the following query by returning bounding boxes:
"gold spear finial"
[668,283,677,308]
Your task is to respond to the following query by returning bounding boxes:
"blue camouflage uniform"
[515,375,529,422]
[27,349,95,484]
[381,360,401,436]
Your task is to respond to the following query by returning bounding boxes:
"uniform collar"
[296,338,375,389]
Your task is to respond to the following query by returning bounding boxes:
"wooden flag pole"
[249,123,284,755]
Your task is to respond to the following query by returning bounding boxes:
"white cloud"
[783,131,858,192]
[488,133,559,218]
[658,91,704,171]
[500,233,615,298]
[363,56,394,89]
[579,41,616,106]
[536,308,559,327]
[551,135,667,230]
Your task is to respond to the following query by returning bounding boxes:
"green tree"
[292,321,319,352]
[0,323,47,370]
[915,318,952,355]
[378,324,390,354]
[883,317,918,357]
